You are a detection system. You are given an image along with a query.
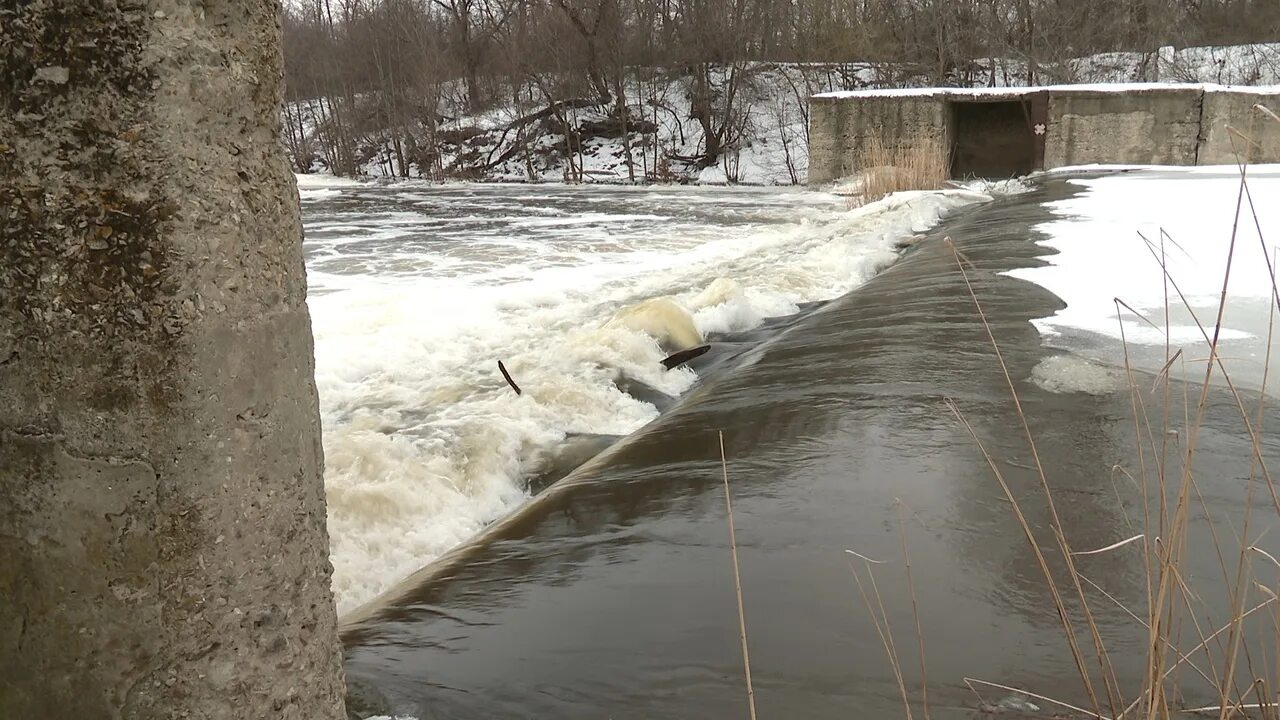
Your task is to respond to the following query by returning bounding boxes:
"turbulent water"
[297,175,995,613]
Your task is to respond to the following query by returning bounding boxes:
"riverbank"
[286,44,1280,184]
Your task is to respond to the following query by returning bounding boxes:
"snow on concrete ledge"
[812,82,1280,100]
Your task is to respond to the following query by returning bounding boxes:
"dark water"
[340,181,1280,720]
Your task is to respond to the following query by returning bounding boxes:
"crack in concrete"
[15,613,27,653]
[1193,89,1207,165]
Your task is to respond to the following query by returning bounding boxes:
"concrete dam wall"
[807,84,1280,184]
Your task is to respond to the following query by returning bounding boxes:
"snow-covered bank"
[300,180,1001,613]
[286,43,1280,185]
[1008,165,1280,393]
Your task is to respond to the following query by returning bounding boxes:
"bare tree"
[277,0,1280,179]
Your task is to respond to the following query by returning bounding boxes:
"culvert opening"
[949,99,1039,179]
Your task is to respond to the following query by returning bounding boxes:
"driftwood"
[506,97,600,131]
[437,126,486,144]
[661,344,711,370]
[579,116,658,139]
[477,97,599,171]
[497,360,522,395]
[498,344,705,401]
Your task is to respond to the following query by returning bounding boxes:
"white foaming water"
[299,176,993,613]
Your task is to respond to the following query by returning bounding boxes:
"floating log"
[661,344,711,370]
[498,360,522,395]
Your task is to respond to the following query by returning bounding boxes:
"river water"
[299,177,990,613]
[300,176,1280,719]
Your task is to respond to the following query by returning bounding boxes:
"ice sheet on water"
[296,172,369,202]
[1030,355,1124,395]
[962,177,1034,196]
[1006,164,1280,392]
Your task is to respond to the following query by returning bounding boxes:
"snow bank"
[1007,164,1280,391]
[294,172,366,188]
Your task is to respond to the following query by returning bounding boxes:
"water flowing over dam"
[300,178,989,613]
[302,178,1280,719]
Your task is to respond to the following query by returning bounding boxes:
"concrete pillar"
[0,2,346,718]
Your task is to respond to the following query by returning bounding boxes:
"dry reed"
[850,136,949,207]
[720,430,758,720]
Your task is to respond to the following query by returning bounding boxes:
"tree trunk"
[0,2,347,719]
[689,65,722,168]
[612,67,635,182]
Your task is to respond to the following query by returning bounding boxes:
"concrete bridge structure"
[807,83,1280,184]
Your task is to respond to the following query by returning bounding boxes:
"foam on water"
[300,180,994,614]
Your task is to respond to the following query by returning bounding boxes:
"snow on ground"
[974,43,1280,86]
[402,64,823,185]
[1007,164,1280,393]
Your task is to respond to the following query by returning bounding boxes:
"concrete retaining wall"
[808,84,1280,184]
[1199,90,1280,164]
[1043,87,1203,167]
[0,3,347,719]
[808,96,951,185]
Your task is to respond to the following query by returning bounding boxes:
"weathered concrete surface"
[808,96,950,184]
[808,84,1279,183]
[1198,90,1280,165]
[0,2,346,718]
[1043,87,1203,167]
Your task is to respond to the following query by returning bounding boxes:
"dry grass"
[849,136,950,207]
[721,430,758,720]
[845,104,1280,720]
